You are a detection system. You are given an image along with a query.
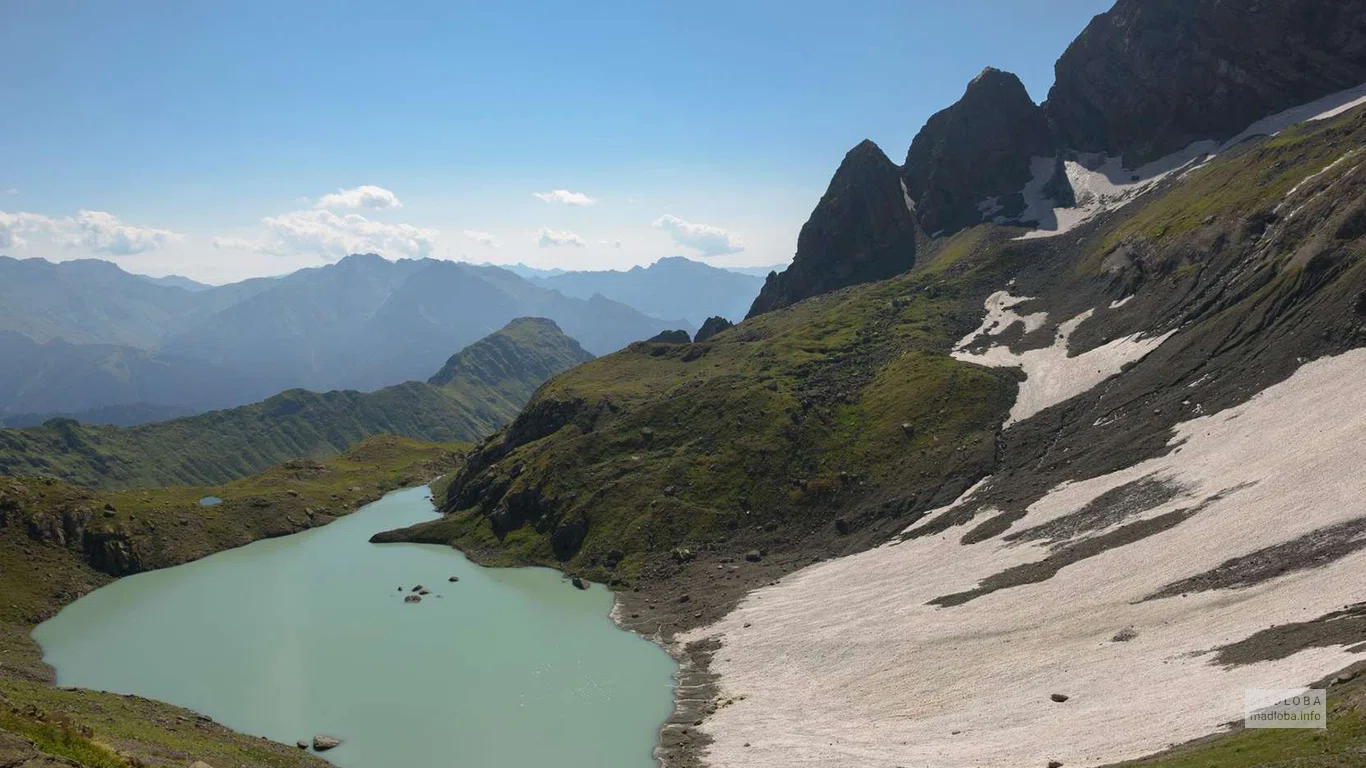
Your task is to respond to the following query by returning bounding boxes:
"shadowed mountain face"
[1046,0,1366,165]
[747,140,920,318]
[904,68,1054,235]
[529,257,764,327]
[741,0,1366,320]
[0,317,592,489]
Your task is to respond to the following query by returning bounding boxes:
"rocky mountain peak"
[903,67,1053,235]
[426,316,592,391]
[747,140,919,318]
[693,315,734,342]
[1046,0,1366,166]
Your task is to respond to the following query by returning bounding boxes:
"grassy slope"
[428,316,596,416]
[386,109,1366,767]
[0,435,464,768]
[393,246,1024,582]
[0,317,591,490]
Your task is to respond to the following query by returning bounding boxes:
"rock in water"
[903,67,1054,235]
[313,735,341,751]
[748,140,919,318]
[571,576,588,590]
[404,594,422,603]
[296,740,308,749]
[693,315,735,343]
[448,575,459,582]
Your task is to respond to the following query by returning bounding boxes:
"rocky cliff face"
[904,68,1054,234]
[1047,0,1366,165]
[747,140,920,318]
[1,481,143,575]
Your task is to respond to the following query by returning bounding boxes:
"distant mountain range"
[526,256,765,328]
[0,317,592,489]
[715,264,788,278]
[0,253,722,421]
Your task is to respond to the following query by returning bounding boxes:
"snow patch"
[952,290,1048,352]
[900,179,917,215]
[681,348,1366,768]
[953,293,1173,426]
[1015,145,1214,240]
[1108,295,1134,310]
[1275,149,1363,221]
[1223,81,1366,150]
[1007,81,1366,239]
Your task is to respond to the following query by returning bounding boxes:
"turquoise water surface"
[33,486,676,768]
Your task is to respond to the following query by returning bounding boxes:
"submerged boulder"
[313,735,341,751]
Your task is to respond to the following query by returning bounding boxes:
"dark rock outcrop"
[17,496,143,575]
[748,140,920,318]
[693,316,735,342]
[1046,0,1366,166]
[904,68,1055,234]
[647,329,692,344]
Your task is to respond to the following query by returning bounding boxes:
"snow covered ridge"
[951,291,1173,426]
[680,347,1366,768]
[994,81,1366,240]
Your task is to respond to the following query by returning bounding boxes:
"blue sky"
[0,0,1112,283]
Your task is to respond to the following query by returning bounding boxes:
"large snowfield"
[681,315,1366,767]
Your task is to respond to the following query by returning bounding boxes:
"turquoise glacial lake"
[33,486,676,767]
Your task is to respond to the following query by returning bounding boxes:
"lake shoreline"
[0,439,460,767]
[29,481,675,768]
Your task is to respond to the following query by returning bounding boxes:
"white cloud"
[71,210,184,255]
[536,227,586,248]
[0,211,44,249]
[212,236,256,250]
[599,239,623,249]
[463,230,501,248]
[207,185,436,261]
[652,214,743,256]
[314,184,402,210]
[259,208,436,260]
[0,209,182,255]
[533,189,597,206]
